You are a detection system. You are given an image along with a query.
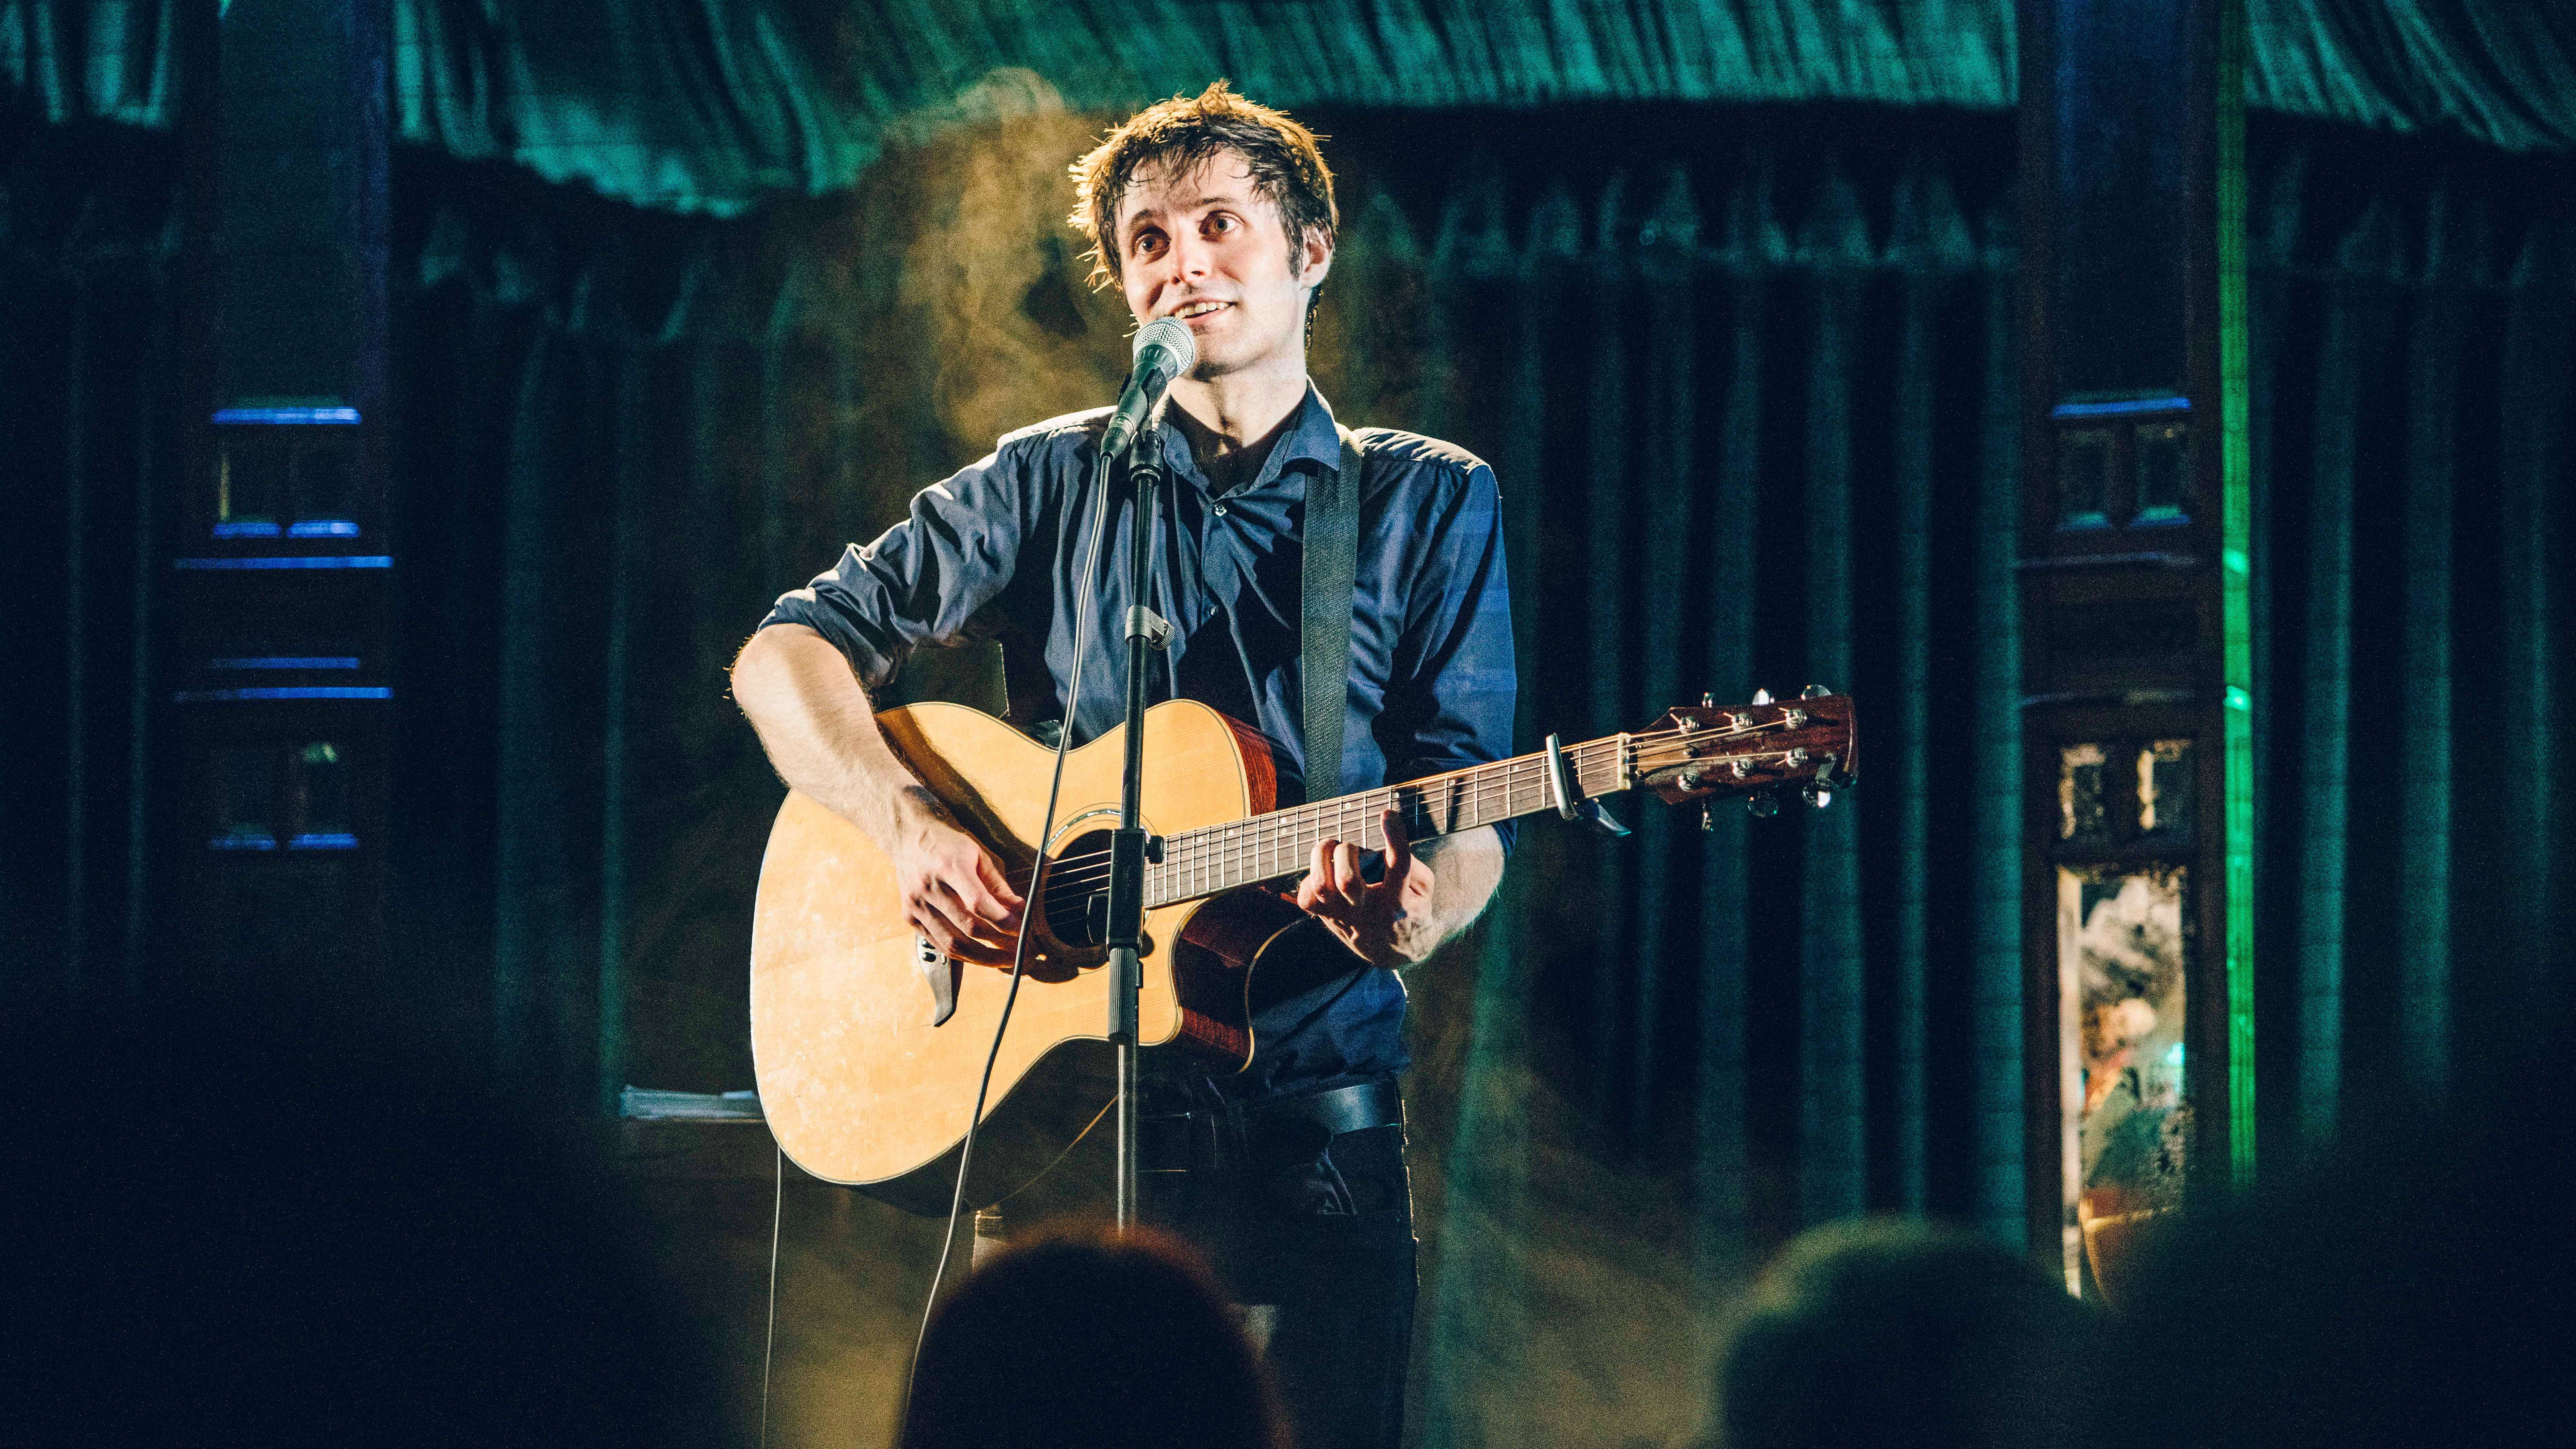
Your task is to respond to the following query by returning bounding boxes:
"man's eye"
[1206,214,1238,235]
[1131,232,1164,256]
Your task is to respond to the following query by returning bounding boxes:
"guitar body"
[749,699,1310,1213]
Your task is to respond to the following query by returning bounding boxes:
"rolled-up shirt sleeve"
[757,445,1037,691]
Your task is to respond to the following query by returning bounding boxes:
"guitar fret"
[1146,733,1660,909]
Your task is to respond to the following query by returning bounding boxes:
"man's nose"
[1166,228,1214,282]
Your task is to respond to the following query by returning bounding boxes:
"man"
[731,81,1514,1449]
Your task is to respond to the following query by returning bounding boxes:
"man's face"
[1111,150,1328,378]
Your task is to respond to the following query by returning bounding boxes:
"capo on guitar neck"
[1542,733,1630,838]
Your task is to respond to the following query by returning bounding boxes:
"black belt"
[1139,1078,1403,1174]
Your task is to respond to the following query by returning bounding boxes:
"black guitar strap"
[1300,427,1364,802]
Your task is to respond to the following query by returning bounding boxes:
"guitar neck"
[1143,736,1633,908]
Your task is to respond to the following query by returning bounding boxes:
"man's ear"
[1298,225,1335,297]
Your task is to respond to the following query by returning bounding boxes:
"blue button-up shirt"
[760,385,1516,1101]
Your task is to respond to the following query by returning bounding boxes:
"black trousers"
[1140,1121,1417,1449]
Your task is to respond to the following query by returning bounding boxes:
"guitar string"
[1009,720,1754,894]
[1048,725,1806,888]
[1002,718,1841,905]
[1005,745,1618,901]
[1140,742,1824,904]
[1012,727,1819,902]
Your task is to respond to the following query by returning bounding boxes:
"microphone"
[1099,316,1196,462]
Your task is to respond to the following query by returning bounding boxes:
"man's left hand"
[1295,808,1438,968]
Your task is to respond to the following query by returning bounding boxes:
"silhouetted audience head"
[902,1225,1283,1449]
[2102,1086,2572,1448]
[1,981,720,1448]
[1717,1218,2099,1449]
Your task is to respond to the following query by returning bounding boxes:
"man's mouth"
[1172,300,1231,320]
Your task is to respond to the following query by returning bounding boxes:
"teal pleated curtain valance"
[8,1,2573,214]
[2249,0,2576,155]
[382,0,2017,213]
[0,0,175,128]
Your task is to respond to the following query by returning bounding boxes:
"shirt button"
[1212,503,1228,517]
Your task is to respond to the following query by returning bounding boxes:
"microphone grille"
[1133,315,1196,373]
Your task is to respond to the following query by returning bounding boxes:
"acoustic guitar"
[749,692,1856,1213]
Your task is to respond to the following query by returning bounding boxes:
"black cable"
[907,428,1127,1398]
[759,1143,781,1449]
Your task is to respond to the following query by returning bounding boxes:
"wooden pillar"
[2016,0,2255,1293]
[167,0,394,986]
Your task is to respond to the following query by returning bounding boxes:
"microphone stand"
[1105,404,1173,1233]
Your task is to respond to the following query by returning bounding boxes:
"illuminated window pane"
[2134,422,2189,521]
[2058,429,2113,529]
[2058,864,2188,1297]
[2059,743,2109,842]
[215,436,285,537]
[214,748,278,851]
[2136,738,2192,839]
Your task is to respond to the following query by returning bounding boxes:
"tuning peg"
[1801,684,1830,699]
[1747,791,1781,818]
[1803,779,1833,810]
[1751,688,1772,706]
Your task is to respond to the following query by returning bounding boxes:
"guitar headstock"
[1634,687,1858,816]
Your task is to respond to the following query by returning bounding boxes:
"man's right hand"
[730,626,1028,968]
[890,787,1026,969]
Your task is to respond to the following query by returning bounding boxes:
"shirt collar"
[1160,383,1345,496]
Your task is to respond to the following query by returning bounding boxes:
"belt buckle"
[1143,1106,1235,1174]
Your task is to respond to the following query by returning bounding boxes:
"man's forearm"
[730,624,938,850]
[1396,825,1505,963]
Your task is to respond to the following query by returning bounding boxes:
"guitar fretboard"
[1140,737,1633,908]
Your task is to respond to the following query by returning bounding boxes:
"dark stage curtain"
[0,116,181,985]
[2249,0,2576,153]
[13,1,2574,212]
[382,161,793,1103]
[1368,112,2031,1445]
[0,0,178,128]
[384,0,2016,213]
[386,0,2576,212]
[2243,117,2576,1160]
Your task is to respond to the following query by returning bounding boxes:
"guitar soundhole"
[1039,830,1114,948]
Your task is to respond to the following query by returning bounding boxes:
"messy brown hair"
[1066,81,1337,297]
